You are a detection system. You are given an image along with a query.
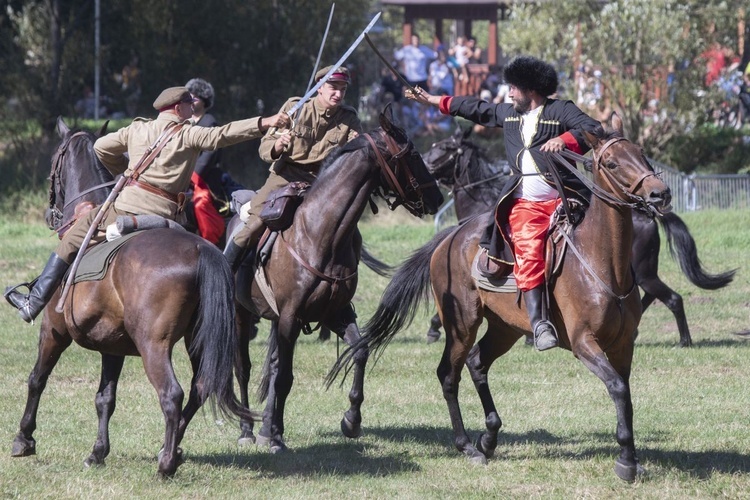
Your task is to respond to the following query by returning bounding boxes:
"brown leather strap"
[125,178,179,203]
[130,122,185,182]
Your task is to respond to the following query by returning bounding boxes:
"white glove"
[106,223,122,241]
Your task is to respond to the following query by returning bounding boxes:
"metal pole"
[94,0,100,120]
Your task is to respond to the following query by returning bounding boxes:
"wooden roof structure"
[381,0,514,65]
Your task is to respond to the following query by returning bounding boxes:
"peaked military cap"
[153,86,198,110]
[315,66,351,84]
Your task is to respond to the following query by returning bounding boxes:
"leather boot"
[4,253,69,324]
[224,218,264,273]
[223,240,246,274]
[522,285,558,351]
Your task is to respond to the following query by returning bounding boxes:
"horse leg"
[638,277,692,347]
[437,303,485,464]
[141,347,184,478]
[84,354,125,468]
[12,322,72,458]
[426,312,442,344]
[329,304,366,439]
[575,341,644,482]
[235,306,258,445]
[465,327,519,459]
[257,317,299,454]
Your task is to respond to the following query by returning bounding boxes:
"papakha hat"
[315,65,351,84]
[503,56,558,97]
[153,86,198,110]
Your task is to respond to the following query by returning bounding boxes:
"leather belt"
[126,178,179,203]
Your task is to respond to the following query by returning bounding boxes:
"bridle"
[550,137,663,216]
[363,130,437,217]
[428,137,506,193]
[47,131,115,230]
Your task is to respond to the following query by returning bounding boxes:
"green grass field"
[0,203,748,499]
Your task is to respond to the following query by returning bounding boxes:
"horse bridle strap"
[278,232,357,289]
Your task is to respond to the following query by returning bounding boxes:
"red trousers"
[508,198,559,291]
[191,172,224,245]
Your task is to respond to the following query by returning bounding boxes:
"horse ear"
[582,129,599,149]
[56,116,70,138]
[610,112,623,136]
[98,120,110,137]
[379,102,396,133]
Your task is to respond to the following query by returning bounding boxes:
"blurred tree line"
[1,0,749,197]
[0,0,381,190]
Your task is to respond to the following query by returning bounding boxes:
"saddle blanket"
[72,232,140,284]
[471,249,517,293]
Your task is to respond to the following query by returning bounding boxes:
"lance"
[304,3,336,96]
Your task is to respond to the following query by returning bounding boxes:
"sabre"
[304,3,336,96]
[364,33,418,94]
[285,11,381,118]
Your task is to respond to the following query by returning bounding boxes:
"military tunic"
[56,112,265,262]
[235,97,361,246]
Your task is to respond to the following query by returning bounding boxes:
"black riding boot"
[223,240,246,274]
[522,285,558,351]
[4,253,69,324]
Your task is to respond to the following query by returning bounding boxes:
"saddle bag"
[259,181,310,231]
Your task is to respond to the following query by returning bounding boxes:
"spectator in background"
[380,64,405,103]
[449,36,470,82]
[699,42,726,87]
[394,34,436,89]
[428,50,455,96]
[467,37,482,64]
[120,54,142,117]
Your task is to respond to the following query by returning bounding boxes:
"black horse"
[423,126,735,347]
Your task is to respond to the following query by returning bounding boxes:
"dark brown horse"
[330,116,672,481]
[423,126,735,347]
[230,108,443,453]
[11,118,251,477]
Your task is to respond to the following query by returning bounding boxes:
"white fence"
[434,160,750,231]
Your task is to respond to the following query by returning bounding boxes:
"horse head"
[371,104,444,216]
[45,117,115,232]
[583,113,672,217]
[422,126,473,186]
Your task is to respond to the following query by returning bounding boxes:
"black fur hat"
[185,78,214,110]
[503,56,558,97]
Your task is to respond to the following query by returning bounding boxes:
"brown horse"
[11,118,251,477]
[231,108,443,453]
[423,126,735,346]
[329,115,672,481]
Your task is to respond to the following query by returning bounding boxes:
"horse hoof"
[255,433,271,447]
[614,458,645,482]
[474,433,496,459]
[426,331,440,344]
[157,446,185,466]
[83,456,105,468]
[11,438,36,457]
[237,434,256,447]
[269,441,288,454]
[341,416,362,439]
[464,449,488,465]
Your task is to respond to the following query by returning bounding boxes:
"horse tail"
[326,226,456,387]
[190,243,257,422]
[361,244,394,277]
[257,320,278,403]
[658,212,736,289]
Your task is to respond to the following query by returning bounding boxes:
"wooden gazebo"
[381,0,511,95]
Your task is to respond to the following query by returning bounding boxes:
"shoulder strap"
[130,122,185,182]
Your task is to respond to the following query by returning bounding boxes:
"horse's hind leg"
[12,321,72,458]
[436,300,485,464]
[84,354,125,468]
[465,326,519,459]
[638,278,692,347]
[234,306,258,445]
[426,312,442,344]
[141,347,184,477]
[330,304,366,439]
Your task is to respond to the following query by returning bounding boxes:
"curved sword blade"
[305,3,336,95]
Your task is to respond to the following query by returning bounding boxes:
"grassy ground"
[0,203,748,499]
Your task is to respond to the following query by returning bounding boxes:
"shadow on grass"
[186,424,749,479]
